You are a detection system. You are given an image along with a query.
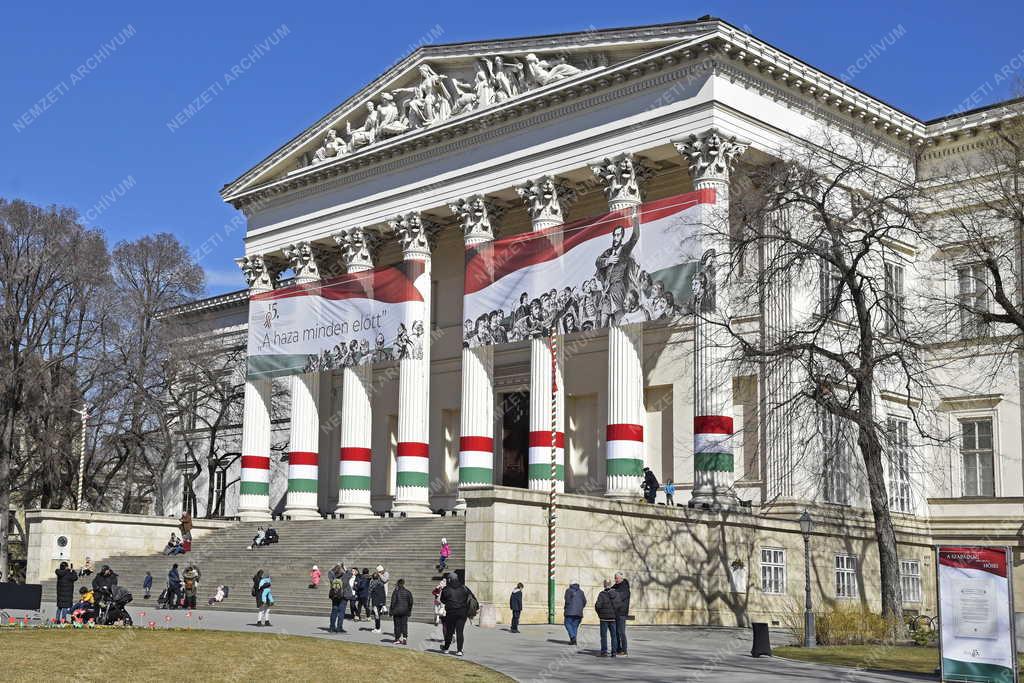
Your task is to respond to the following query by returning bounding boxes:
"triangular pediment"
[220,19,719,202]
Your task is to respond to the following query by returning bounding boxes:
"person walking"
[440,572,476,656]
[595,579,622,657]
[613,572,631,656]
[563,582,587,645]
[182,564,201,610]
[167,564,182,609]
[664,480,676,506]
[509,583,523,633]
[390,578,413,644]
[438,537,452,572]
[143,571,153,599]
[368,571,386,633]
[55,561,78,623]
[256,572,274,627]
[328,577,347,633]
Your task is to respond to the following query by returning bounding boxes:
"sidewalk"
[24,603,925,682]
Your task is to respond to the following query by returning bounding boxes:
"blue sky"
[3,1,1022,295]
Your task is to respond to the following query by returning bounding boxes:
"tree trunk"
[856,395,904,632]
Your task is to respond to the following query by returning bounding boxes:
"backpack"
[467,589,480,619]
[328,579,343,602]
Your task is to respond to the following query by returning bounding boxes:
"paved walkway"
[23,604,927,682]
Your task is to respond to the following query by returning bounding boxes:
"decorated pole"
[75,403,89,511]
[548,333,559,625]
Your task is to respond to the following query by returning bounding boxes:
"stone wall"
[463,487,938,627]
[24,509,235,584]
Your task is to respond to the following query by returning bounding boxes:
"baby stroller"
[97,585,134,625]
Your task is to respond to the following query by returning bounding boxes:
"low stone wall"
[463,487,937,627]
[25,509,236,584]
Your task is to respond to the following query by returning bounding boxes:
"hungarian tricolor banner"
[246,261,427,379]
[938,546,1016,683]
[462,190,713,347]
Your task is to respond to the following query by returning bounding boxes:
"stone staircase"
[39,516,466,623]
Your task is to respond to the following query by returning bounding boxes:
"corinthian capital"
[235,254,279,293]
[389,212,441,259]
[589,153,649,209]
[673,128,748,185]
[283,241,320,283]
[515,175,571,229]
[449,195,501,244]
[332,227,380,272]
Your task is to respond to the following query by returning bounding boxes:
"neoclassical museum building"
[156,18,1024,624]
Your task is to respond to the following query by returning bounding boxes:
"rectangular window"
[957,264,989,338]
[886,417,913,514]
[883,262,906,334]
[819,257,848,321]
[835,554,859,598]
[961,418,995,497]
[900,560,922,603]
[181,479,196,517]
[821,410,850,505]
[760,548,786,595]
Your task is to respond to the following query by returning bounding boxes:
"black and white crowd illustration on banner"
[301,318,426,373]
[462,191,713,348]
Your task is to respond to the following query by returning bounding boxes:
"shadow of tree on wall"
[610,504,756,626]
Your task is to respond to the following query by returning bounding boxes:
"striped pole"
[548,334,558,626]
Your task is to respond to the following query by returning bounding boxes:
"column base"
[453,496,467,511]
[238,509,272,522]
[334,503,376,519]
[284,507,323,520]
[392,502,434,517]
[604,490,639,502]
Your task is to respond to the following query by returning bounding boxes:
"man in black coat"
[613,572,630,655]
[91,565,118,595]
[389,578,414,645]
[594,579,623,657]
[509,582,523,633]
[440,572,472,655]
[55,562,78,622]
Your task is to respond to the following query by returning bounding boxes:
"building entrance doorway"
[499,391,529,488]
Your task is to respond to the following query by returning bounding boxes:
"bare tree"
[0,199,110,578]
[718,131,949,628]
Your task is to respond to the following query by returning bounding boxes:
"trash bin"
[751,622,772,657]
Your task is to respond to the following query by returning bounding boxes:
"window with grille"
[835,554,859,598]
[760,548,786,594]
[886,417,913,513]
[900,560,922,603]
[957,264,989,338]
[961,418,995,497]
[821,410,850,505]
[883,262,906,334]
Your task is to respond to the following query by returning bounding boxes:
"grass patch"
[777,645,1024,677]
[0,629,512,682]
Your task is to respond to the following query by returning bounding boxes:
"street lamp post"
[799,510,815,648]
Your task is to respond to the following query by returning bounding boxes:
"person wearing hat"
[376,564,390,610]
[641,466,660,504]
[438,537,452,572]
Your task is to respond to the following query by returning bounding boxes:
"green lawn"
[0,629,512,682]
[776,645,1024,678]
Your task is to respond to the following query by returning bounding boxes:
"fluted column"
[590,154,647,499]
[674,129,748,509]
[236,255,278,521]
[332,227,380,518]
[282,243,323,519]
[391,213,440,516]
[453,196,499,505]
[516,177,571,494]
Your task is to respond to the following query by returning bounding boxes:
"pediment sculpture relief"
[308,52,604,167]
